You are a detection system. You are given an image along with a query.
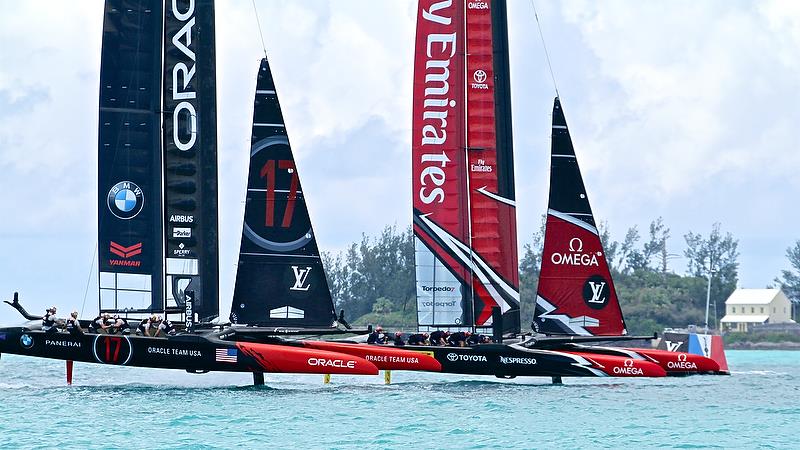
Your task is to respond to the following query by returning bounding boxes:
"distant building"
[720,288,795,332]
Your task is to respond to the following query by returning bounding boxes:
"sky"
[1,0,799,323]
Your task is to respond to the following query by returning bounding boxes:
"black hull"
[0,328,248,373]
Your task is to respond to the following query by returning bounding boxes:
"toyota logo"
[447,353,458,362]
[473,69,487,83]
[623,359,634,367]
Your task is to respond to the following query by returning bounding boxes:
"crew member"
[466,333,486,346]
[407,333,429,346]
[109,315,131,335]
[88,313,111,334]
[155,316,176,337]
[136,315,157,337]
[393,332,405,346]
[367,326,386,345]
[65,311,83,336]
[429,330,448,346]
[447,331,470,347]
[41,306,59,334]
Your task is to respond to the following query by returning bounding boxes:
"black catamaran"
[2,0,725,385]
[0,0,398,383]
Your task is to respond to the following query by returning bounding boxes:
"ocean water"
[0,350,797,449]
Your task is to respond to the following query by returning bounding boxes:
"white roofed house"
[720,288,795,332]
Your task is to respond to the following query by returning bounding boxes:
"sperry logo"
[290,266,312,291]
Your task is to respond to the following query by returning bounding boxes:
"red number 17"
[260,159,299,228]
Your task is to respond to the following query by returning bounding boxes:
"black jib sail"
[98,0,164,313]
[229,58,336,328]
[162,0,219,322]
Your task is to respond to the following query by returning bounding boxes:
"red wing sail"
[533,98,626,336]
[412,0,471,330]
[465,0,520,331]
[412,0,519,333]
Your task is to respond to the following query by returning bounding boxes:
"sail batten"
[230,59,335,328]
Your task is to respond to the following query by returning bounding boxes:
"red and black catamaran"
[1,0,724,385]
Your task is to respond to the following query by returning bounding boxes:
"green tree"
[774,240,800,321]
[683,223,739,329]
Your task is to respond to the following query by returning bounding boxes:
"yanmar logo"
[666,353,697,370]
[109,242,142,267]
[418,0,457,205]
[550,238,601,267]
[308,357,355,369]
[499,356,537,365]
[612,359,644,375]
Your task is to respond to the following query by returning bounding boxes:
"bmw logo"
[20,334,34,349]
[107,181,144,219]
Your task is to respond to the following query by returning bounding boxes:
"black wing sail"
[97,0,164,313]
[162,0,220,322]
[230,59,336,328]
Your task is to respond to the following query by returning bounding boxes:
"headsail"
[412,0,519,333]
[230,59,336,328]
[98,0,165,313]
[162,0,220,322]
[533,98,626,336]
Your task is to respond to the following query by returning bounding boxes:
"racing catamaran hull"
[0,328,378,376]
[301,341,666,378]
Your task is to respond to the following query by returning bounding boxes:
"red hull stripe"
[565,351,666,377]
[236,342,378,375]
[628,348,721,373]
[301,341,442,372]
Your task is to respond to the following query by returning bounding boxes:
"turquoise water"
[0,351,797,449]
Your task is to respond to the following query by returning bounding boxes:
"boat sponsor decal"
[470,158,492,172]
[108,241,143,267]
[467,1,489,10]
[169,214,194,223]
[666,353,697,370]
[364,354,421,365]
[612,358,643,376]
[550,237,600,267]
[471,69,488,90]
[446,352,487,362]
[172,227,191,238]
[499,356,537,365]
[290,266,312,291]
[147,346,202,357]
[665,340,682,352]
[307,357,356,369]
[106,181,144,220]
[20,334,33,349]
[92,335,132,365]
[45,339,81,348]
[583,275,610,310]
[215,348,238,363]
